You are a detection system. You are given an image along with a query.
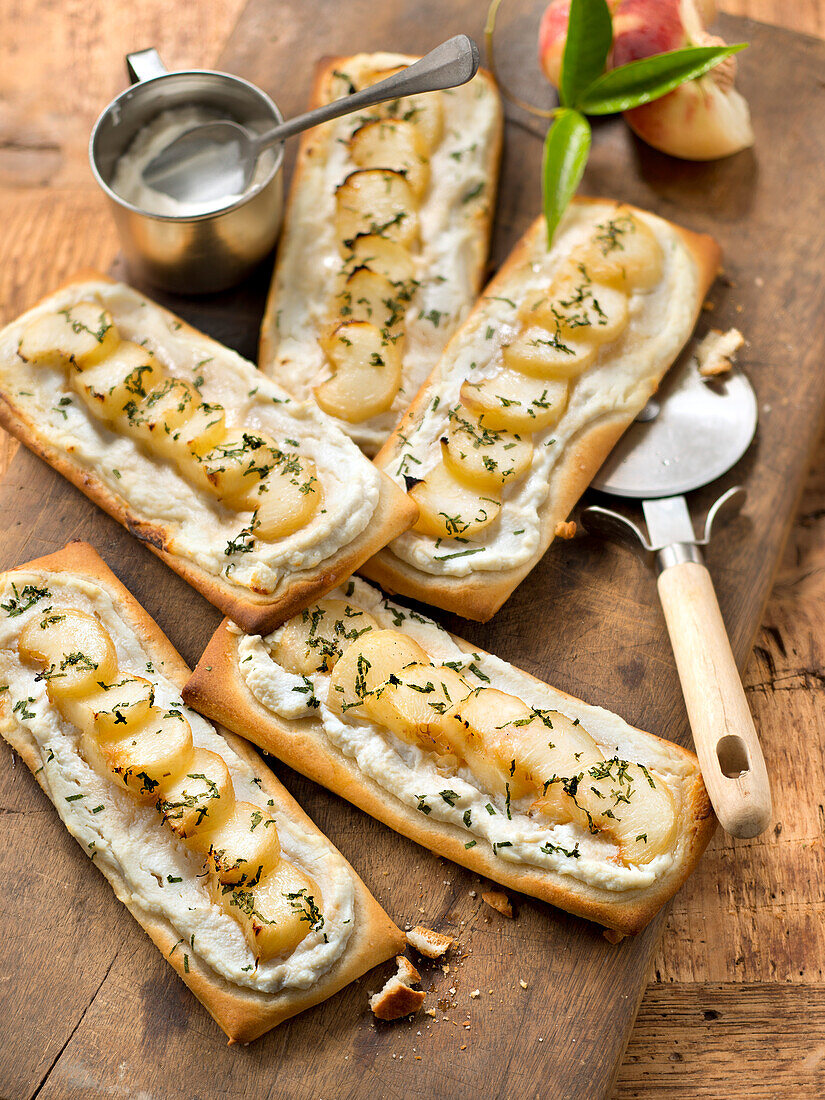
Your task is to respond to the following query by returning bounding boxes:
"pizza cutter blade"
[581,358,771,839]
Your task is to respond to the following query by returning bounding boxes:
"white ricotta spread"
[0,570,354,993]
[379,202,701,575]
[236,577,697,893]
[263,53,501,454]
[111,106,277,217]
[0,280,381,594]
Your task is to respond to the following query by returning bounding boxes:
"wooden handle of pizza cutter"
[657,560,772,838]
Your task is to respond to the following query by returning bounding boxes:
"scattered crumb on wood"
[554,520,576,540]
[406,925,455,959]
[603,928,626,945]
[695,327,745,377]
[481,889,513,918]
[519,979,529,990]
[370,956,426,1021]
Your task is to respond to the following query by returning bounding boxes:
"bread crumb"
[694,327,744,377]
[470,989,480,999]
[519,979,528,990]
[554,520,576,540]
[406,925,454,959]
[460,1045,467,1051]
[603,928,626,945]
[482,889,513,918]
[424,1008,437,1018]
[369,956,425,1021]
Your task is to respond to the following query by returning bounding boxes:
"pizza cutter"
[581,357,772,839]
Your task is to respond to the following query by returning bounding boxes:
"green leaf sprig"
[540,0,746,246]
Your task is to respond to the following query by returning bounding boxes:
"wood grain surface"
[0,2,823,1099]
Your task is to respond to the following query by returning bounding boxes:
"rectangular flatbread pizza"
[0,276,417,635]
[0,542,404,1042]
[259,53,503,455]
[184,576,715,935]
[363,199,721,620]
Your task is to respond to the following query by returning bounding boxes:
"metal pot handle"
[126,49,168,84]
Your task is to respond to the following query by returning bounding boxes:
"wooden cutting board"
[2,8,825,1100]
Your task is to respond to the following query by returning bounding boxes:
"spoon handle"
[657,559,772,838]
[252,34,479,152]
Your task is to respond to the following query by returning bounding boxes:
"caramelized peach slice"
[200,430,280,508]
[73,341,163,422]
[19,608,118,700]
[364,69,445,150]
[270,598,379,676]
[336,267,405,332]
[345,233,416,286]
[329,629,428,715]
[102,707,194,800]
[441,689,605,808]
[409,459,501,539]
[178,402,226,458]
[442,407,533,490]
[126,377,199,457]
[335,169,418,250]
[191,800,281,884]
[460,370,568,433]
[349,117,430,197]
[502,328,596,381]
[363,663,471,753]
[578,213,664,292]
[19,303,119,369]
[577,760,678,865]
[93,676,156,738]
[157,747,236,839]
[250,457,321,540]
[220,861,322,961]
[439,688,532,797]
[543,274,629,345]
[316,321,402,422]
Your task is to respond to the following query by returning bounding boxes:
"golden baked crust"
[361,199,722,621]
[259,54,503,453]
[0,275,418,635]
[0,541,405,1042]
[184,616,716,937]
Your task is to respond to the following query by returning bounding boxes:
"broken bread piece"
[695,327,744,377]
[259,52,503,455]
[0,276,417,635]
[406,925,455,959]
[482,890,514,918]
[0,542,404,1043]
[370,956,425,1020]
[183,576,715,936]
[363,198,721,621]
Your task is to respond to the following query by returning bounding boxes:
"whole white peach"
[537,0,753,160]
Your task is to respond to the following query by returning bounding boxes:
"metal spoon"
[581,358,772,839]
[141,34,480,205]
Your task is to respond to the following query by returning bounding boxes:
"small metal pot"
[89,49,284,294]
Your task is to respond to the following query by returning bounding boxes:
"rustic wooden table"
[1,2,823,1096]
